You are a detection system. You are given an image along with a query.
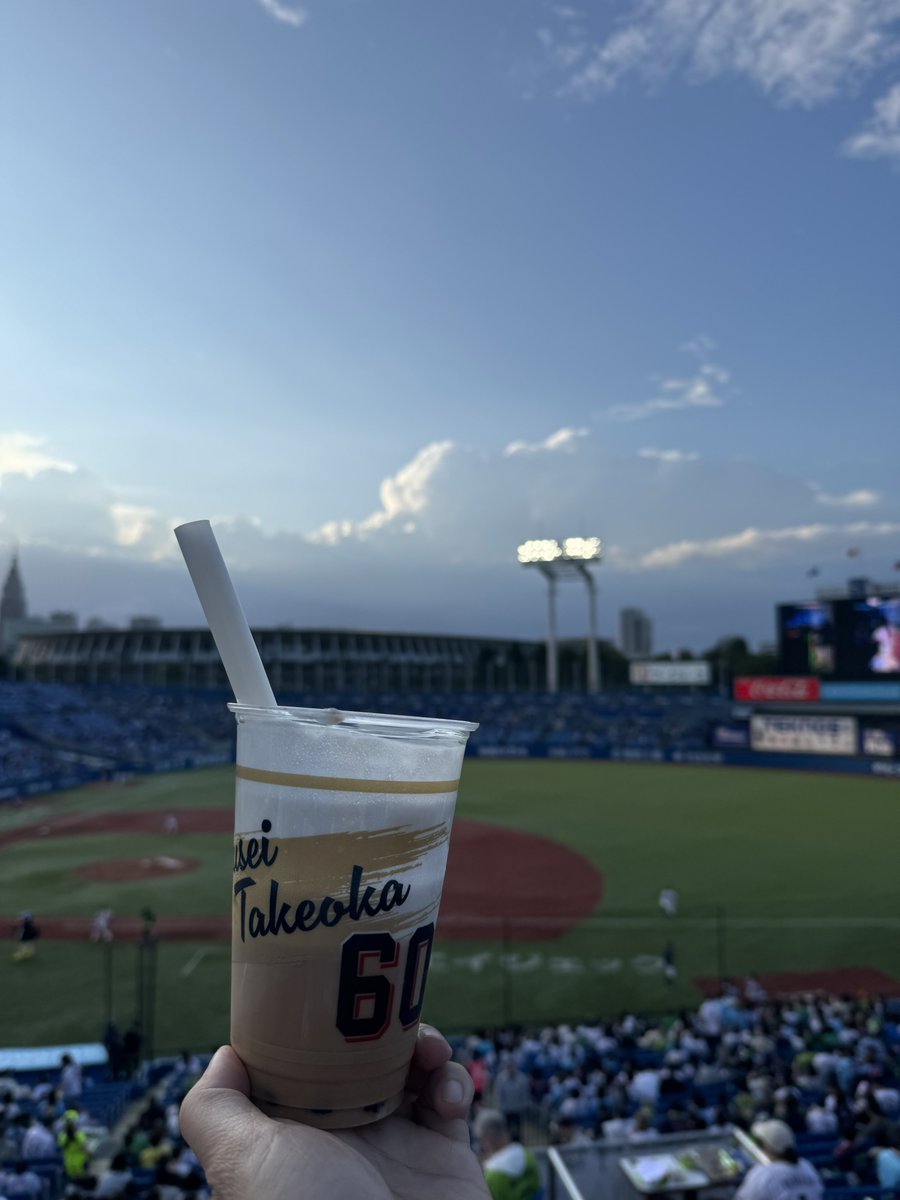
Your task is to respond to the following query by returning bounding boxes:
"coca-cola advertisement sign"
[733,677,820,702]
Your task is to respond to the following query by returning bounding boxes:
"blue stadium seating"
[0,681,732,800]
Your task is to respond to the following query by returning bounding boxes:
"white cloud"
[503,427,589,456]
[551,5,582,19]
[0,435,176,561]
[537,25,589,70]
[367,440,453,525]
[679,333,717,357]
[0,432,76,480]
[310,440,456,543]
[562,25,651,98]
[309,518,355,547]
[607,360,730,421]
[638,447,700,463]
[541,1,900,110]
[3,421,897,649]
[815,488,880,507]
[615,520,900,570]
[255,0,308,28]
[111,503,161,548]
[842,82,900,161]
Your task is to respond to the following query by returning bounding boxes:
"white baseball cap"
[752,1119,796,1156]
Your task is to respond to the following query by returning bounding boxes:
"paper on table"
[632,1156,675,1186]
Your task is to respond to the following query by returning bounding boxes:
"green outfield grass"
[1,761,899,1051]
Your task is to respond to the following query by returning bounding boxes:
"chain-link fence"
[3,914,900,1053]
[428,911,900,1030]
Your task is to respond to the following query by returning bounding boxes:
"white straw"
[174,520,277,709]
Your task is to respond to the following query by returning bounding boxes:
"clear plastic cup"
[228,703,477,1129]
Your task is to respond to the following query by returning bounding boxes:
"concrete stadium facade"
[10,626,595,693]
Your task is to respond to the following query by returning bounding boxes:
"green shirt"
[58,1129,89,1179]
[483,1143,541,1200]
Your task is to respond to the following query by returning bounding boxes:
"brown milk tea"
[229,704,476,1129]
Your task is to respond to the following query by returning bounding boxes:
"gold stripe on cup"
[235,764,461,794]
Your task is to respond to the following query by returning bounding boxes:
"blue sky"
[1,0,899,652]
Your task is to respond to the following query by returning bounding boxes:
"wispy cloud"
[638,447,700,463]
[612,520,900,571]
[607,360,730,421]
[815,488,880,507]
[842,82,900,162]
[255,0,308,28]
[679,333,716,357]
[110,504,159,548]
[551,4,583,20]
[537,25,589,71]
[504,427,589,456]
[0,432,76,481]
[539,1,900,113]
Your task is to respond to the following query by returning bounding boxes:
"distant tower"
[1,551,27,623]
[619,607,653,659]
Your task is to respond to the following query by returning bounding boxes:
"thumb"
[179,1046,262,1164]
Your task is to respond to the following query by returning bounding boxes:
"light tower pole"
[579,563,601,692]
[517,537,603,694]
[540,567,559,694]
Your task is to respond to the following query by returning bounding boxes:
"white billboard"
[629,661,712,686]
[750,714,857,756]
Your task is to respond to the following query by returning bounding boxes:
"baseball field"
[1,760,899,1054]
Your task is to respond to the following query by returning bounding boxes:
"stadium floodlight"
[562,536,602,561]
[517,537,603,564]
[518,536,604,694]
[517,539,563,564]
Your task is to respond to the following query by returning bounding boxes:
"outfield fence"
[431,911,900,1030]
[5,911,900,1055]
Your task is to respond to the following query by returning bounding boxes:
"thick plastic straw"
[174,520,277,709]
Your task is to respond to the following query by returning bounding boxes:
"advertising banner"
[750,714,857,756]
[820,682,900,703]
[712,723,751,749]
[862,727,897,758]
[629,661,712,686]
[734,677,820,702]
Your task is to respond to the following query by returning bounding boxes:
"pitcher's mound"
[77,856,200,882]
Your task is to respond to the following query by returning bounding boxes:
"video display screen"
[834,597,900,678]
[778,603,835,675]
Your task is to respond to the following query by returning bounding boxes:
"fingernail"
[441,1078,466,1105]
[204,1047,228,1076]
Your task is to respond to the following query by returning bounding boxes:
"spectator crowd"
[5,984,900,1199]
[0,1052,210,1200]
[455,987,900,1195]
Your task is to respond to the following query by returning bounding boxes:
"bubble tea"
[229,703,476,1129]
